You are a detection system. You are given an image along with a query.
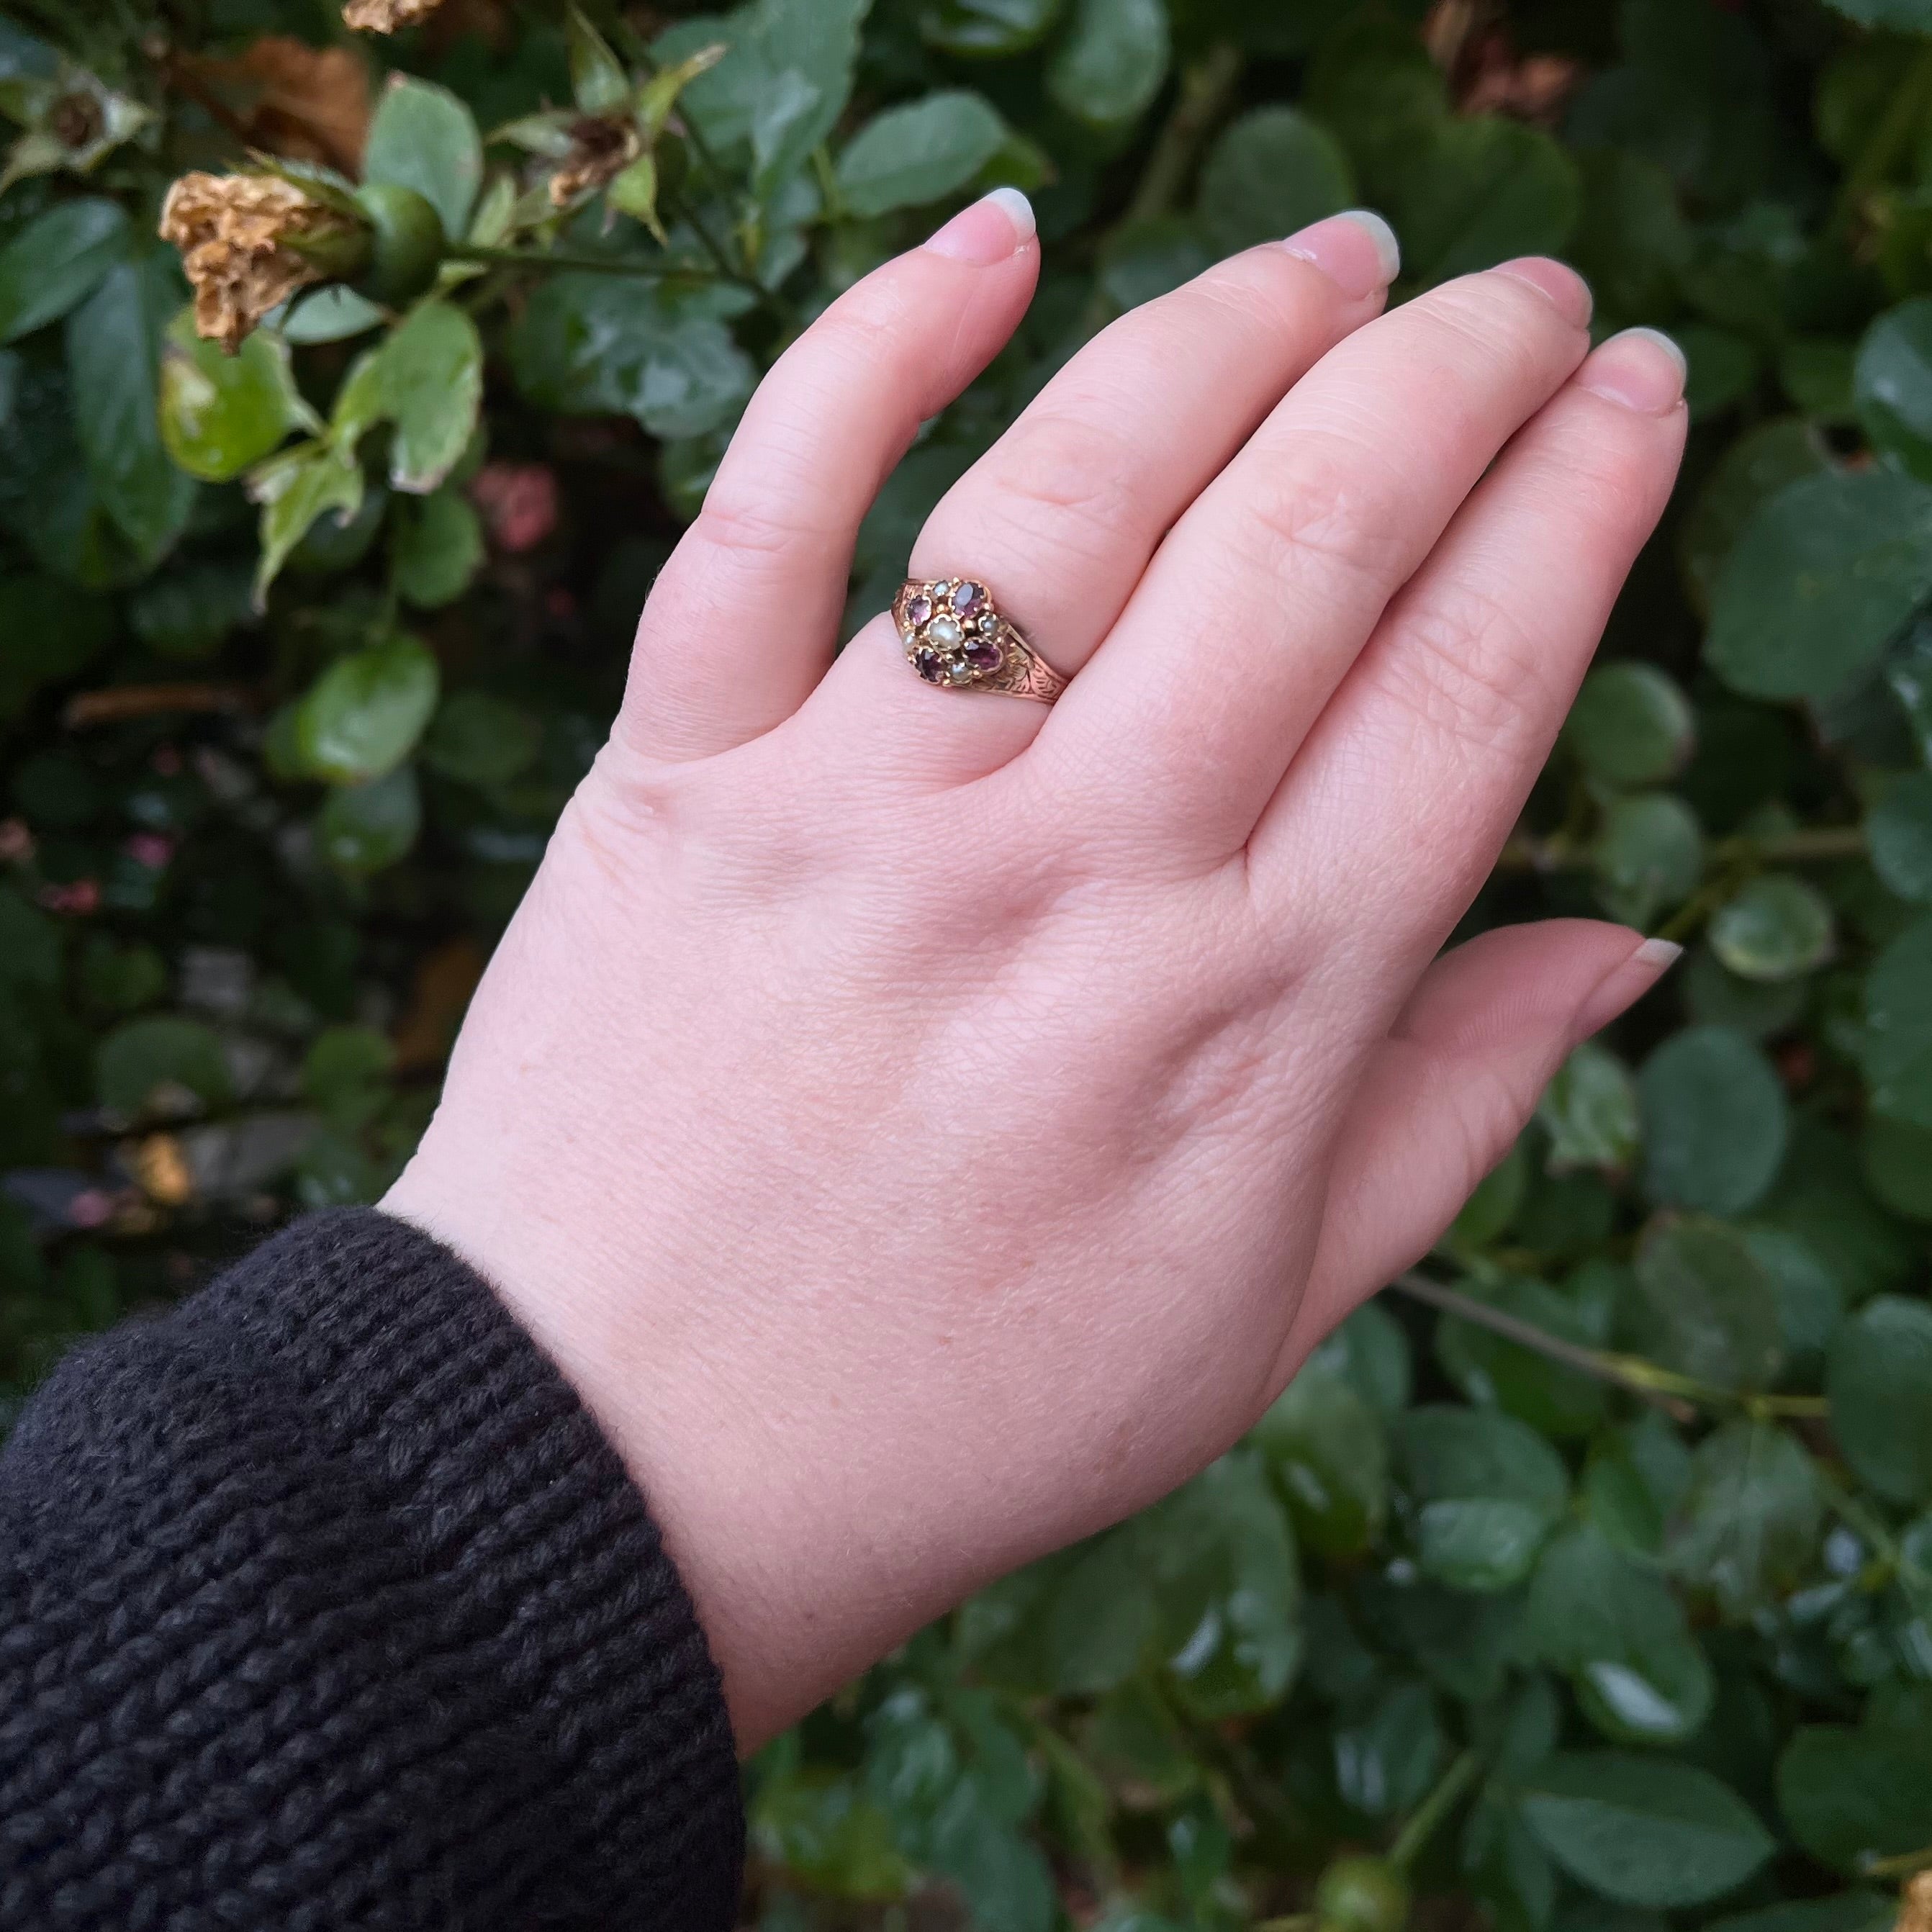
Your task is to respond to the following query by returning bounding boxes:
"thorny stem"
[1391,1273,1831,1423]
[1837,42,1932,232]
[1076,43,1245,339]
[1388,1749,1481,1873]
[1862,1842,1932,1882]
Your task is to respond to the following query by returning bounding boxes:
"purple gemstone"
[913,646,944,682]
[965,638,1003,672]
[954,579,986,615]
[906,593,932,626]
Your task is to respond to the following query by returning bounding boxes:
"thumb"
[1280,920,1679,1372]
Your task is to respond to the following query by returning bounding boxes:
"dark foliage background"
[6,0,1932,1925]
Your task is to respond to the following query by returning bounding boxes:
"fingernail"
[1571,935,1682,1042]
[1576,327,1689,415]
[923,187,1036,265]
[1493,256,1594,329]
[1281,209,1400,301]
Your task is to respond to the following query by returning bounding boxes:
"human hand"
[383,190,1687,1749]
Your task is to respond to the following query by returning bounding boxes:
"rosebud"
[159,171,369,354]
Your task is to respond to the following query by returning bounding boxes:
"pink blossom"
[471,462,559,554]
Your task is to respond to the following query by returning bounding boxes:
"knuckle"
[1379,581,1555,758]
[1232,440,1409,595]
[690,490,811,562]
[939,411,1145,564]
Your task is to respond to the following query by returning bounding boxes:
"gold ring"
[893,577,1068,705]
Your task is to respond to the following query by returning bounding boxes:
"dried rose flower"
[159,171,360,353]
[341,0,444,31]
[549,115,641,207]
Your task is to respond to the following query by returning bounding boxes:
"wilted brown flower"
[159,172,357,353]
[1898,1872,1932,1932]
[183,36,372,173]
[549,115,641,207]
[342,0,445,31]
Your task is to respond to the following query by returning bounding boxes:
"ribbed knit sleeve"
[0,1207,744,1931]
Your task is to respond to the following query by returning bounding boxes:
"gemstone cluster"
[901,578,1004,686]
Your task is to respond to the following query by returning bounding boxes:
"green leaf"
[1393,117,1581,286]
[1564,664,1694,790]
[1632,1214,1784,1393]
[1332,1678,1445,1817]
[1826,1296,1932,1506]
[1855,297,1932,484]
[130,561,255,661]
[836,91,1006,217]
[752,1768,913,1899]
[317,764,421,874]
[1638,1027,1787,1216]
[96,1015,230,1115]
[391,487,482,609]
[1584,1411,1691,1558]
[362,75,482,243]
[740,0,872,199]
[1436,1273,1612,1439]
[1777,1694,1932,1872]
[1393,1405,1568,1592]
[381,300,483,495]
[566,4,631,116]
[1590,793,1702,928]
[65,253,196,564]
[1869,770,1932,902]
[1665,1419,1822,1622]
[1862,1113,1932,1222]
[0,571,112,716]
[282,286,386,346]
[1196,107,1353,255]
[1709,1896,1895,1932]
[247,441,364,604]
[510,276,755,439]
[1526,1523,1714,1746]
[158,310,315,482]
[1861,913,1932,1125]
[302,1024,393,1132]
[920,0,1062,58]
[1678,418,1833,618]
[0,197,125,343]
[1251,1364,1388,1558]
[1145,1452,1301,1720]
[1046,0,1170,130]
[1707,471,1932,701]
[294,635,440,785]
[1307,1299,1413,1417]
[1521,1754,1773,1908]
[1707,875,1834,983]
[1539,1042,1640,1176]
[423,690,543,786]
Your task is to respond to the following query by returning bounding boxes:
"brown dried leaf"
[1899,1872,1932,1932]
[343,0,446,32]
[158,173,356,353]
[184,37,372,173]
[549,115,641,206]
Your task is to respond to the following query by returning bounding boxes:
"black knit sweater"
[0,1209,744,1929]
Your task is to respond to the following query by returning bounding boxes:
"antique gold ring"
[892,577,1068,705]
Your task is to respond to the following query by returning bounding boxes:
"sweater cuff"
[4,1205,744,1928]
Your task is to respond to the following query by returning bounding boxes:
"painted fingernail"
[923,187,1036,264]
[1571,934,1682,1042]
[1493,256,1594,329]
[1281,209,1400,301]
[1576,327,1689,415]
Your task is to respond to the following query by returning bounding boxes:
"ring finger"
[801,211,1401,784]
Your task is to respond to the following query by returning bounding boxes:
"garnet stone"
[964,637,1002,672]
[953,580,986,615]
[913,646,944,682]
[906,592,932,626]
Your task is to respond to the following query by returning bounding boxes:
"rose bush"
[5,0,1932,1926]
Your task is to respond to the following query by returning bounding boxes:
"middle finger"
[1038,258,1594,863]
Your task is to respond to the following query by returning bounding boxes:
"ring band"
[893,577,1068,705]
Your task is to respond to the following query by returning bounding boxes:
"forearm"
[0,1209,742,1930]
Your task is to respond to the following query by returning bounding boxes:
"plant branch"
[1496,824,1868,877]
[1838,42,1932,232]
[1119,40,1244,230]
[1389,1749,1481,1872]
[446,243,689,278]
[1391,1273,1828,1422]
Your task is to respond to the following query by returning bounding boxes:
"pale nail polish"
[1281,209,1400,300]
[924,187,1036,264]
[1493,256,1594,329]
[1577,327,1689,415]
[1571,934,1682,1042]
